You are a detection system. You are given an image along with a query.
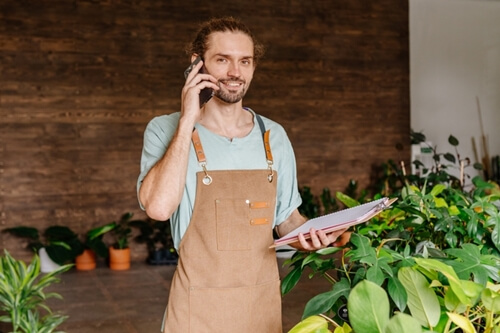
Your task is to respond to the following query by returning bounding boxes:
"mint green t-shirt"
[137,109,302,250]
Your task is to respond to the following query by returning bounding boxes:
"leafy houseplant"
[129,217,178,265]
[109,212,134,250]
[2,223,117,272]
[73,223,117,271]
[0,250,71,333]
[287,242,500,333]
[2,226,83,267]
[106,212,137,270]
[285,132,500,333]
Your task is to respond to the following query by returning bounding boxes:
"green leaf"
[347,280,389,333]
[481,287,500,314]
[303,278,351,319]
[2,226,39,240]
[415,258,469,305]
[444,244,494,285]
[444,287,467,313]
[398,267,440,328]
[335,192,359,208]
[444,153,456,163]
[288,315,331,333]
[430,184,446,197]
[87,222,117,240]
[448,135,459,146]
[281,265,303,295]
[366,266,385,285]
[345,234,374,261]
[385,313,423,333]
[316,247,343,256]
[446,312,476,333]
[387,276,407,312]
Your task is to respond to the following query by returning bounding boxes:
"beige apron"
[162,120,282,333]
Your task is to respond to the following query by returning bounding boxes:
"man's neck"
[198,101,254,140]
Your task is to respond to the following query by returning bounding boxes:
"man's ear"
[191,54,201,63]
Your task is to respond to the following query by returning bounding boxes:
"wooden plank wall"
[0,0,409,260]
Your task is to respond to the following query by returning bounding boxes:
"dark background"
[0,0,409,259]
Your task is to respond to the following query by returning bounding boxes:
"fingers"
[182,60,219,112]
[298,228,350,251]
[184,60,218,89]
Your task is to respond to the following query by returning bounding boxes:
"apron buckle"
[200,162,212,185]
[267,160,274,183]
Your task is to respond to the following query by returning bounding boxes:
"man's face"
[203,31,255,104]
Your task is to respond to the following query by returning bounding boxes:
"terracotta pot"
[75,249,97,271]
[109,247,131,270]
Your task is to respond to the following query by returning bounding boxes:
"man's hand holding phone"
[183,56,218,112]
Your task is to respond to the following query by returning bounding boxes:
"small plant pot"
[109,247,131,270]
[75,249,97,271]
[39,247,61,273]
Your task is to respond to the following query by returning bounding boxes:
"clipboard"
[271,197,397,248]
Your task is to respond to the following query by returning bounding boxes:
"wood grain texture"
[0,0,409,260]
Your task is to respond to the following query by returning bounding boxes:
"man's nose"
[227,62,240,77]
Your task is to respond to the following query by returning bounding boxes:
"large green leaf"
[2,226,39,240]
[347,280,389,333]
[288,315,331,333]
[345,233,374,261]
[282,265,303,295]
[387,276,407,312]
[446,312,475,333]
[445,244,499,284]
[415,258,470,305]
[302,278,350,319]
[398,267,440,328]
[481,286,500,314]
[384,313,423,333]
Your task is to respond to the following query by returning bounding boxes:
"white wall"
[410,0,500,185]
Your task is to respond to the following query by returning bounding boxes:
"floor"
[38,256,332,333]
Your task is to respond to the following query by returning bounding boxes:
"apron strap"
[255,114,274,183]
[192,129,212,185]
[191,111,275,184]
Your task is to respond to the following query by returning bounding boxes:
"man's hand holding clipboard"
[271,197,397,248]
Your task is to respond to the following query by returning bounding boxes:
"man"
[137,17,347,333]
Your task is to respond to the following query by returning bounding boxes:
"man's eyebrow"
[214,53,254,60]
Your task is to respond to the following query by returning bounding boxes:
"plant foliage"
[0,250,71,333]
[286,132,500,333]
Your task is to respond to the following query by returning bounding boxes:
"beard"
[214,79,248,104]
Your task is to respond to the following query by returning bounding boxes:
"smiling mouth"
[220,80,244,90]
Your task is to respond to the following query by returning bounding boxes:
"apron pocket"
[215,199,251,251]
[189,280,281,333]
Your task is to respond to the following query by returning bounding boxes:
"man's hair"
[186,17,265,65]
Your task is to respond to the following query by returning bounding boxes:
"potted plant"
[74,222,117,271]
[0,250,71,333]
[2,225,83,273]
[129,217,178,265]
[107,212,135,270]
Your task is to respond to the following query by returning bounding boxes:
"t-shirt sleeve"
[136,114,179,209]
[273,126,302,226]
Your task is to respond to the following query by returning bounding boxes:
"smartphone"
[184,56,214,107]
